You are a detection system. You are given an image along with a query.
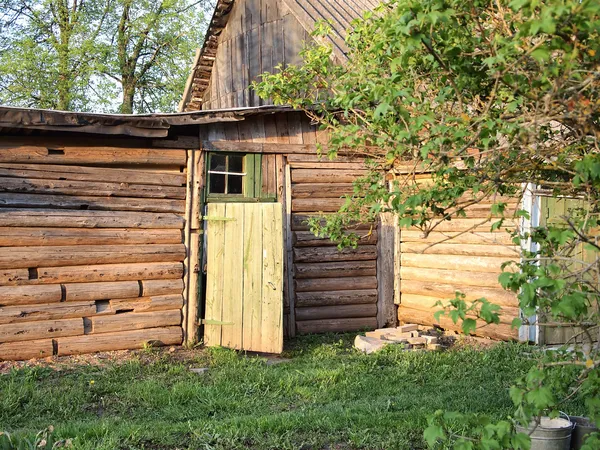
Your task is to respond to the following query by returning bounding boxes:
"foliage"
[0,0,211,113]
[256,0,600,447]
[0,339,539,449]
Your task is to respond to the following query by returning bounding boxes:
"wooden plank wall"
[204,112,380,336]
[201,0,309,109]
[0,138,187,360]
[397,197,521,340]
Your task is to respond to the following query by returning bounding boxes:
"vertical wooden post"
[377,212,397,328]
[284,163,296,337]
[183,146,204,346]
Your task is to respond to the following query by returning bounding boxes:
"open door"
[203,202,284,353]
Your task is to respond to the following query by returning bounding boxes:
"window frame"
[205,152,274,202]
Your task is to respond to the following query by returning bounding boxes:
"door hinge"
[203,216,235,222]
[199,319,234,325]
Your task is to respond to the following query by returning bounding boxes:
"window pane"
[209,173,226,194]
[228,175,243,194]
[209,154,226,172]
[229,155,244,173]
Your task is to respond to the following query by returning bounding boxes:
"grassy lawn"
[1,335,543,449]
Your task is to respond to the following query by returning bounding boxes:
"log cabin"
[0,0,547,360]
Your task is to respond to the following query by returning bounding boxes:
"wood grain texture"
[296,317,377,334]
[89,310,181,334]
[295,276,377,292]
[293,245,377,263]
[56,326,182,356]
[294,260,376,279]
[295,304,377,321]
[0,317,83,343]
[0,227,182,247]
[0,339,54,361]
[0,284,62,307]
[0,209,185,229]
[0,245,185,269]
[0,301,96,325]
[295,289,378,307]
[400,266,504,289]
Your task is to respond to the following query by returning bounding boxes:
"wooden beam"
[377,213,397,328]
[203,140,319,154]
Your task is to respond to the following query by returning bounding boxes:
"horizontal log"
[400,230,514,246]
[0,317,83,343]
[287,154,366,163]
[295,276,377,292]
[294,261,376,279]
[400,294,519,323]
[56,326,183,356]
[0,227,182,247]
[34,262,183,285]
[295,304,377,321]
[401,253,517,274]
[141,279,184,296]
[0,301,96,325]
[401,242,520,258]
[291,214,373,231]
[291,169,367,184]
[294,245,377,263]
[292,183,355,199]
[293,231,377,247]
[0,193,185,214]
[400,266,503,289]
[65,281,141,302]
[203,141,319,154]
[0,339,54,361]
[397,306,517,341]
[292,198,347,213]
[0,244,185,269]
[289,162,367,169]
[89,310,181,334]
[408,218,516,233]
[0,209,185,229]
[110,294,183,314]
[295,289,378,307]
[296,317,378,334]
[0,269,29,284]
[401,280,517,307]
[0,285,62,307]
[0,145,186,166]
[0,163,186,186]
[0,177,186,199]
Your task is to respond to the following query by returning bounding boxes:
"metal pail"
[516,417,573,450]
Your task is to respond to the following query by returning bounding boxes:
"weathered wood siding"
[201,0,309,109]
[202,112,380,335]
[397,197,521,340]
[0,138,186,360]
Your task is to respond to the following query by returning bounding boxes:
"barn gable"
[180,0,378,111]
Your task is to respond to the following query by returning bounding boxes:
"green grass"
[1,335,538,449]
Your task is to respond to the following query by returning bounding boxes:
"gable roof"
[179,0,378,112]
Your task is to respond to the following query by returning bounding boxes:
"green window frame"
[206,153,272,202]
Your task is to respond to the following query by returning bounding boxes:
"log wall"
[0,138,186,360]
[397,199,521,340]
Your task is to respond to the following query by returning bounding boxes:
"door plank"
[204,203,226,346]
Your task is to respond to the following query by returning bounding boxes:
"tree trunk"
[121,84,135,114]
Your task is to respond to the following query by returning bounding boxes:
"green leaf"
[511,317,523,329]
[423,425,445,447]
[462,318,477,335]
[531,47,550,62]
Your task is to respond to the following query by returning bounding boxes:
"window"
[208,154,245,195]
[206,153,266,200]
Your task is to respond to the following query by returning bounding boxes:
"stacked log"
[398,200,521,340]
[0,142,186,360]
[289,161,379,334]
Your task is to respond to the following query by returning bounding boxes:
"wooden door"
[203,202,284,353]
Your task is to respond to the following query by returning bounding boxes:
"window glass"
[209,173,226,194]
[229,155,244,173]
[209,154,227,172]
[228,175,243,194]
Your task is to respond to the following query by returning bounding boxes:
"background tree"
[0,0,211,113]
[257,0,600,448]
[0,0,111,110]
